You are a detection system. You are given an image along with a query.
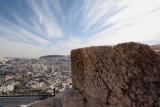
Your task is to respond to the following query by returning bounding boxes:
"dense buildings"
[0,55,71,95]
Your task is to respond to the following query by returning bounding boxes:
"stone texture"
[71,42,160,107]
[53,88,84,107]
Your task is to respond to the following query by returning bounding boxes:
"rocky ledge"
[27,42,160,107]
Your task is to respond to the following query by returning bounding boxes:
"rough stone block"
[71,42,160,107]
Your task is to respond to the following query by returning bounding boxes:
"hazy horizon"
[0,41,159,58]
[0,0,160,58]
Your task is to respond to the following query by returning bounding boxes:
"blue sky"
[0,0,160,58]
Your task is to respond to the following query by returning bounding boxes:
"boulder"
[71,42,160,107]
[53,88,84,107]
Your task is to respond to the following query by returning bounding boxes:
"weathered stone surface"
[53,88,84,107]
[71,42,160,107]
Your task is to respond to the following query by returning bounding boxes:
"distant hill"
[39,55,70,65]
[39,55,67,59]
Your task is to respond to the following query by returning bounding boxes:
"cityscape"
[0,55,71,96]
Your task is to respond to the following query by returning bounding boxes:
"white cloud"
[85,0,160,46]
[29,0,63,38]
[115,0,160,20]
[0,16,50,44]
[81,0,122,32]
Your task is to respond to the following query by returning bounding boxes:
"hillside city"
[0,55,71,95]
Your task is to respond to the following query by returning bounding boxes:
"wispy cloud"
[28,0,63,38]
[0,16,50,45]
[0,0,160,57]
[82,0,160,46]
[0,0,64,46]
[80,0,125,33]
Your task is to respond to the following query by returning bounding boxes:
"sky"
[0,0,160,58]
